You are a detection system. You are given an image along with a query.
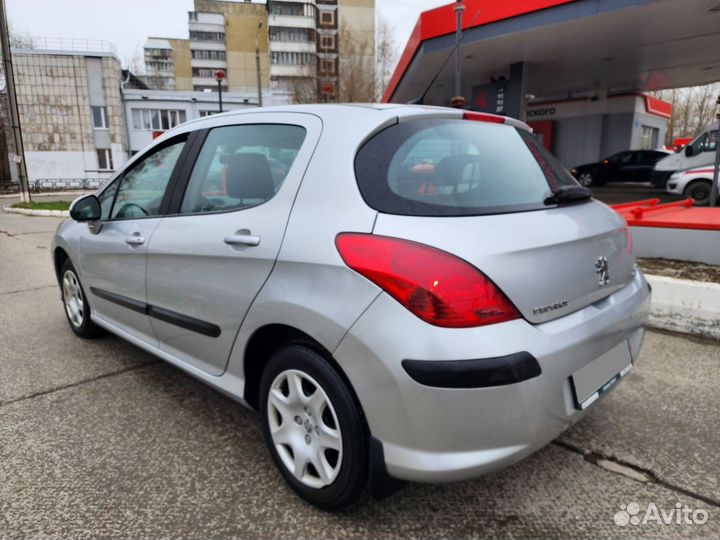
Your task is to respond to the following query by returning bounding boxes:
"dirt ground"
[637,258,720,283]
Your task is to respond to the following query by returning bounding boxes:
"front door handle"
[224,233,261,247]
[125,235,145,246]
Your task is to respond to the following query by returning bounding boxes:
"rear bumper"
[334,271,651,483]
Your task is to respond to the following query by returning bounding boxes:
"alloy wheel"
[267,369,343,489]
[578,172,593,186]
[62,270,84,328]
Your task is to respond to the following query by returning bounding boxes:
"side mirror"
[69,194,101,222]
[685,145,695,157]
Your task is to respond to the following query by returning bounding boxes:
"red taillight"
[335,233,520,328]
[463,111,506,124]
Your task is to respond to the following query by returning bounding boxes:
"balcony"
[270,64,314,78]
[268,14,315,29]
[269,41,316,54]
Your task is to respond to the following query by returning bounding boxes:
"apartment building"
[144,0,375,102]
[144,1,270,96]
[6,38,274,186]
[11,39,128,184]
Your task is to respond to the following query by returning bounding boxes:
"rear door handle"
[224,234,261,247]
[125,236,145,246]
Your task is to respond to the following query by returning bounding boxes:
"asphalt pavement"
[0,207,718,539]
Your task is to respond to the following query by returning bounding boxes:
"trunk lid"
[372,201,635,324]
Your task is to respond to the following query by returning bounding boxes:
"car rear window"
[355,118,579,216]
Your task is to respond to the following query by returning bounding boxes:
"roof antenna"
[408,5,482,106]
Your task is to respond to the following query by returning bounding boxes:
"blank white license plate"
[571,340,632,410]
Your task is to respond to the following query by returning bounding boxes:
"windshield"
[355,118,580,217]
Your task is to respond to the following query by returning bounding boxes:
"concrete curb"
[3,206,69,217]
[646,274,720,340]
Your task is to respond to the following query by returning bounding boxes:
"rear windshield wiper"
[544,185,593,206]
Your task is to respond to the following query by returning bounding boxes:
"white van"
[651,121,718,187]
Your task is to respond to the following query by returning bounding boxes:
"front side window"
[99,178,119,220]
[179,124,306,215]
[111,139,186,219]
[355,119,578,217]
[694,130,719,153]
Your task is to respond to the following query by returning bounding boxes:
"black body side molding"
[90,287,221,338]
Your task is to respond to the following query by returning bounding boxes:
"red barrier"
[612,199,720,231]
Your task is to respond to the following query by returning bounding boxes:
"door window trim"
[103,131,200,222]
[163,123,309,218]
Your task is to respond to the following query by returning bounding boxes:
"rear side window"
[355,119,578,216]
[179,124,306,214]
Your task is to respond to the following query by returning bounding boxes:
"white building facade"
[122,89,259,155]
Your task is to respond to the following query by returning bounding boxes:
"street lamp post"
[450,0,466,108]
[255,22,263,108]
[215,70,225,113]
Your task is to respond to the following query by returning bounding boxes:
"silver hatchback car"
[53,104,650,510]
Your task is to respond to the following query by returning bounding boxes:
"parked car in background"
[571,150,670,186]
[667,167,720,206]
[652,122,719,187]
[53,104,650,510]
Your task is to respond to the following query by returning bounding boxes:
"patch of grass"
[11,200,72,211]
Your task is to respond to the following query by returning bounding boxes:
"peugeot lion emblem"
[595,256,609,287]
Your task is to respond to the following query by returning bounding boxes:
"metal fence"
[22,37,117,56]
[31,178,109,191]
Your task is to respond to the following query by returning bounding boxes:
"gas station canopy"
[384,0,720,105]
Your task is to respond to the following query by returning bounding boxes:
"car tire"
[60,259,100,338]
[684,180,713,206]
[577,172,594,187]
[259,344,368,511]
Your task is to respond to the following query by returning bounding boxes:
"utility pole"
[255,21,263,107]
[450,0,466,109]
[0,0,30,202]
[215,70,225,113]
[710,95,720,208]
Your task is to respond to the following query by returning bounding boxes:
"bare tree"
[123,46,145,76]
[285,17,391,104]
[337,21,375,103]
[374,15,398,102]
[287,75,317,104]
[8,27,33,49]
[653,82,720,145]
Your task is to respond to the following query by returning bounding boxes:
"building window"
[145,48,172,59]
[320,35,335,50]
[131,109,187,131]
[146,60,174,71]
[269,27,313,42]
[268,1,309,16]
[319,58,336,75]
[192,67,219,78]
[640,126,659,150]
[97,149,113,171]
[319,11,335,26]
[189,30,225,43]
[199,110,218,117]
[91,106,108,129]
[191,49,227,60]
[270,51,315,66]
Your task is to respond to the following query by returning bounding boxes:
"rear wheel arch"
[243,324,365,418]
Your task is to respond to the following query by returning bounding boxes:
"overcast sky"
[7,0,449,71]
